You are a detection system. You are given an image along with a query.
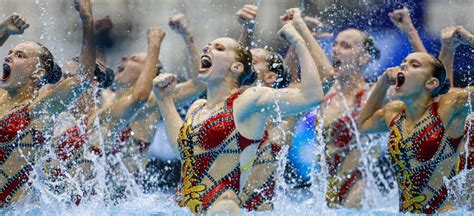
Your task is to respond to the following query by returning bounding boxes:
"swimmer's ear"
[264,72,277,86]
[230,62,244,75]
[358,52,371,66]
[425,77,440,92]
[31,68,46,81]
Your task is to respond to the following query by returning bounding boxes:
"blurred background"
[0,0,472,185]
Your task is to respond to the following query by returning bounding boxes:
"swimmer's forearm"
[181,31,200,77]
[238,26,254,48]
[439,45,455,87]
[360,78,390,125]
[132,36,162,102]
[292,39,324,104]
[284,46,299,86]
[157,96,182,150]
[404,25,427,53]
[293,19,334,92]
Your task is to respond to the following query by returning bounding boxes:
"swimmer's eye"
[16,52,25,58]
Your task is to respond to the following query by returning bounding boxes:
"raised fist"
[278,23,303,45]
[169,13,189,35]
[382,67,400,86]
[147,27,166,45]
[388,7,414,32]
[95,16,113,34]
[152,73,177,100]
[280,8,304,26]
[74,0,92,21]
[236,4,258,28]
[441,26,474,49]
[1,13,29,36]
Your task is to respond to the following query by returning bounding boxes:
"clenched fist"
[153,73,177,100]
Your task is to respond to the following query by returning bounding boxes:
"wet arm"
[389,7,427,53]
[292,17,335,92]
[91,28,164,131]
[243,25,324,118]
[359,74,394,134]
[31,0,95,115]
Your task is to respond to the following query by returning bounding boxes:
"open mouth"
[395,72,405,90]
[116,64,125,73]
[1,63,11,82]
[332,58,342,67]
[199,55,212,73]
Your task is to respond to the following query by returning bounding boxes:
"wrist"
[404,24,417,34]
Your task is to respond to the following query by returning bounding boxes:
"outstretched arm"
[152,73,185,155]
[236,4,258,47]
[439,26,474,87]
[359,67,402,134]
[0,13,29,46]
[90,28,165,131]
[389,7,427,53]
[238,23,324,119]
[31,0,95,116]
[281,8,334,93]
[169,13,200,77]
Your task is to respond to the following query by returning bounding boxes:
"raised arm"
[31,0,95,115]
[90,28,165,131]
[238,23,324,119]
[439,26,474,87]
[281,8,334,92]
[94,16,113,67]
[152,73,184,155]
[359,67,402,134]
[389,7,427,53]
[236,4,258,47]
[169,13,200,77]
[74,0,95,83]
[0,13,29,46]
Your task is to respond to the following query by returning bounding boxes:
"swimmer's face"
[1,42,43,91]
[114,53,146,88]
[332,29,369,77]
[392,52,440,100]
[198,37,241,84]
[251,48,275,87]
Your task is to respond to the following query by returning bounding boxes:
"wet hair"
[35,42,62,85]
[234,41,257,87]
[429,55,450,97]
[360,31,380,62]
[71,56,115,89]
[265,52,291,89]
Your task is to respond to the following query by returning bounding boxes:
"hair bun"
[94,65,115,89]
[46,63,62,84]
[438,79,451,95]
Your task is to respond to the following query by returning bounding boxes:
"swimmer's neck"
[336,72,366,96]
[4,81,36,106]
[206,78,236,109]
[402,92,432,122]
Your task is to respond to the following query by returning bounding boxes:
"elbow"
[131,88,151,103]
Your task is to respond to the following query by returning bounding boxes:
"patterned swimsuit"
[323,90,366,206]
[0,103,44,207]
[388,102,463,213]
[176,92,265,213]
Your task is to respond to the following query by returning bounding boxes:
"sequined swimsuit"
[456,117,474,171]
[177,92,265,213]
[0,103,44,207]
[323,90,366,206]
[388,102,463,213]
[241,140,281,211]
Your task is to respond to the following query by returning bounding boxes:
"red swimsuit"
[388,102,463,213]
[0,103,44,207]
[176,92,265,213]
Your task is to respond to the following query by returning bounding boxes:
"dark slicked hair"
[234,41,257,87]
[35,42,62,85]
[428,54,450,97]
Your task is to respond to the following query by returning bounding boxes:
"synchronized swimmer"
[0,0,472,214]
